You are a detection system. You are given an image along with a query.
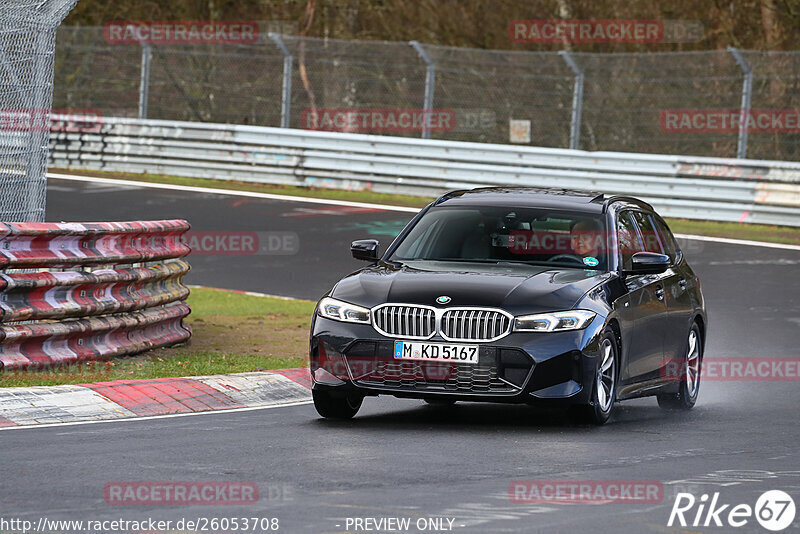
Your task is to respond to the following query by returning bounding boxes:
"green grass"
[51,168,800,246]
[187,287,316,319]
[0,287,315,388]
[666,218,800,246]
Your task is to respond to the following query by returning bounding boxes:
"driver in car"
[568,219,604,267]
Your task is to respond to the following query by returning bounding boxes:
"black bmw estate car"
[309,188,706,424]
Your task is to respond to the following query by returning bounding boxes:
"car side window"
[651,215,681,263]
[631,211,663,254]
[616,211,645,271]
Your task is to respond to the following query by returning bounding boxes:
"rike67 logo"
[669,490,796,531]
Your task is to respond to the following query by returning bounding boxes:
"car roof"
[434,187,653,214]
[434,187,607,212]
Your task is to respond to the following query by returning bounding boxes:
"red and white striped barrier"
[0,370,312,428]
[0,259,190,321]
[0,220,189,267]
[0,302,190,370]
[0,220,192,371]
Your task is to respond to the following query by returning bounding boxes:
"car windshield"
[390,206,609,270]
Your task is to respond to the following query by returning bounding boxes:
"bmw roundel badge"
[436,295,451,304]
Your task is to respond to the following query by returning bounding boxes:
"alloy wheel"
[686,329,701,398]
[596,338,615,412]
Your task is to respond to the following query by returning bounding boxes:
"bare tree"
[298,0,318,115]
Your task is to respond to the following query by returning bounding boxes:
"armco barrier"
[49,116,800,227]
[0,219,189,267]
[0,260,190,322]
[0,220,192,371]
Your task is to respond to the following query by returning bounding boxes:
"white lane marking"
[0,399,313,431]
[708,259,800,265]
[47,173,421,213]
[48,173,800,251]
[45,184,78,192]
[187,284,302,301]
[667,469,800,488]
[0,386,137,425]
[674,233,800,251]
[84,183,140,193]
[195,372,311,406]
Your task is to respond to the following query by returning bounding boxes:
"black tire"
[312,389,363,419]
[658,323,702,411]
[424,398,456,406]
[571,327,618,425]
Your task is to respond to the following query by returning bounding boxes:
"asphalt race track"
[46,176,417,300]
[1,176,798,533]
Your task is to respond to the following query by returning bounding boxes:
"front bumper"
[309,315,606,405]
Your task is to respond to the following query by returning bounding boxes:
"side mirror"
[351,239,379,261]
[626,252,670,275]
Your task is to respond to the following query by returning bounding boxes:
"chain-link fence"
[0,0,78,221]
[53,27,800,161]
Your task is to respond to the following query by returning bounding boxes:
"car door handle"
[655,286,665,301]
[679,279,687,291]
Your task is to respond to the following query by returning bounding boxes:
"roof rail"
[602,195,653,212]
[433,189,467,205]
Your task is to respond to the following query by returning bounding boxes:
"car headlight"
[317,297,371,324]
[514,310,596,332]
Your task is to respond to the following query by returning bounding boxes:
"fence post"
[728,47,752,159]
[24,30,53,221]
[410,41,436,139]
[559,50,584,151]
[137,43,151,119]
[269,33,293,128]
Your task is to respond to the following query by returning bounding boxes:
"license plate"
[393,341,479,364]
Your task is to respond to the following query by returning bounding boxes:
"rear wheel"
[312,389,363,419]
[571,327,617,425]
[657,323,701,411]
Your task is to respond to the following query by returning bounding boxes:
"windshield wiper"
[395,258,491,263]
[423,258,547,266]
[495,260,552,267]
[396,257,594,269]
[431,258,505,263]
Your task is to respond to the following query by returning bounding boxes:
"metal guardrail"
[0,220,192,371]
[49,116,800,227]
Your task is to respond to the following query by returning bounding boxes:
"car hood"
[330,260,612,314]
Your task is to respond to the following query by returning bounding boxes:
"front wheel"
[657,323,702,411]
[571,327,617,425]
[313,389,363,419]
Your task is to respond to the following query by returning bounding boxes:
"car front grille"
[355,360,517,394]
[373,305,436,339]
[372,304,513,342]
[440,309,512,342]
[343,342,533,395]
